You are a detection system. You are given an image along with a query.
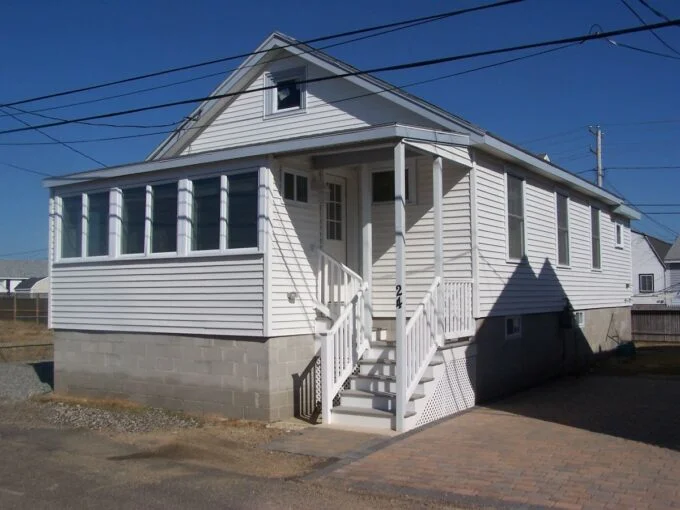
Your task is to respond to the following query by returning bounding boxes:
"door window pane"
[192,177,220,251]
[87,192,109,257]
[61,195,82,258]
[326,182,342,241]
[122,187,146,255]
[152,183,178,253]
[228,172,258,249]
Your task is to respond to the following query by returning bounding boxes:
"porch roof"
[42,123,468,189]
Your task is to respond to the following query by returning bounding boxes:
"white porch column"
[433,157,443,280]
[394,141,407,432]
[360,164,373,340]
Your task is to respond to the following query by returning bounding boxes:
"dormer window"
[265,67,306,117]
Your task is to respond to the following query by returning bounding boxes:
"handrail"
[405,277,442,337]
[317,249,364,310]
[320,281,369,424]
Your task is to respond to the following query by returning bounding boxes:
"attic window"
[265,68,306,117]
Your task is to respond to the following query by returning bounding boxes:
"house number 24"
[395,285,403,309]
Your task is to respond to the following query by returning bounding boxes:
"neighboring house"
[13,276,49,298]
[665,237,680,306]
[44,32,638,432]
[631,230,672,306]
[0,260,48,294]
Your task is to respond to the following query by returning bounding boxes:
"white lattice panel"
[415,356,476,427]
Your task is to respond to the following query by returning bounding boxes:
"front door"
[323,174,347,264]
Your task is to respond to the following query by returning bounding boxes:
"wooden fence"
[632,307,680,343]
[0,296,48,324]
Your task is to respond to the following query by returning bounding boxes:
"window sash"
[121,187,146,255]
[151,183,178,253]
[639,274,654,293]
[507,175,524,260]
[61,196,82,258]
[372,170,410,203]
[191,177,221,251]
[227,172,258,249]
[591,208,601,269]
[283,172,308,203]
[87,192,109,257]
[556,194,569,265]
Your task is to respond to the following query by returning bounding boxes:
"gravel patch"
[0,363,52,400]
[43,402,202,433]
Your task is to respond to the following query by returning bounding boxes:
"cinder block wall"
[474,306,631,402]
[54,331,315,421]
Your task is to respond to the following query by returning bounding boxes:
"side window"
[61,195,82,258]
[615,223,623,248]
[639,274,654,293]
[591,207,601,269]
[283,171,308,203]
[372,169,413,203]
[265,68,306,116]
[151,183,178,253]
[556,193,569,266]
[507,174,525,260]
[87,192,109,257]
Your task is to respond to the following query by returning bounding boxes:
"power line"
[0,106,106,167]
[618,0,680,56]
[632,204,680,207]
[607,165,680,170]
[517,127,587,144]
[1,18,678,137]
[0,160,54,178]
[640,212,680,215]
[0,42,581,148]
[0,248,47,258]
[608,38,680,60]
[0,2,498,124]
[636,0,677,25]
[0,0,526,109]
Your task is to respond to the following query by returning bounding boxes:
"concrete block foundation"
[54,331,315,421]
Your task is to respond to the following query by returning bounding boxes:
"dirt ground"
[595,341,680,377]
[0,320,53,344]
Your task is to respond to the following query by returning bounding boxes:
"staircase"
[330,328,443,430]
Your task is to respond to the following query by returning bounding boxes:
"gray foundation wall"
[54,331,315,422]
[475,306,631,402]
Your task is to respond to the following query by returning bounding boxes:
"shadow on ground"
[486,372,680,451]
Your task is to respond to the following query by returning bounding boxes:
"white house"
[631,230,672,306]
[44,32,638,432]
[0,260,48,294]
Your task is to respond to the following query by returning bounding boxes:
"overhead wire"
[618,0,680,56]
[1,18,678,137]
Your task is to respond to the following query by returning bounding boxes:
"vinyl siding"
[631,231,668,305]
[475,153,632,317]
[51,255,265,336]
[182,54,436,155]
[268,164,320,336]
[371,157,472,317]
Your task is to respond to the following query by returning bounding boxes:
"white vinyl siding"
[371,157,472,317]
[51,255,265,336]
[181,54,436,155]
[475,153,632,317]
[268,164,319,336]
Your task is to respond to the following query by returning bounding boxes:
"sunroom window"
[151,183,178,253]
[87,192,109,257]
[61,195,82,258]
[192,177,221,251]
[227,173,258,249]
[121,187,146,255]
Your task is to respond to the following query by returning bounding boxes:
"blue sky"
[1,0,679,259]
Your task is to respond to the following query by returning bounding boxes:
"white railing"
[442,279,476,339]
[402,277,443,404]
[317,250,363,307]
[320,282,369,424]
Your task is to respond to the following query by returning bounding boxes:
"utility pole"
[589,126,603,187]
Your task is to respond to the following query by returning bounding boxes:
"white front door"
[323,174,347,264]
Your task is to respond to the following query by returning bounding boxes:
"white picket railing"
[320,282,369,424]
[442,279,476,339]
[402,277,443,403]
[317,250,363,306]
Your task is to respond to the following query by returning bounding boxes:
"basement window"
[505,316,522,340]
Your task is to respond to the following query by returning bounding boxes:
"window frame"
[591,206,602,270]
[555,191,570,267]
[370,166,416,205]
[505,171,527,263]
[85,190,110,259]
[281,168,309,205]
[639,273,655,294]
[615,223,624,249]
[573,311,585,329]
[505,316,522,340]
[188,176,223,254]
[54,168,263,264]
[264,67,307,118]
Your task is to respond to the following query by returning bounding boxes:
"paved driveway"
[322,375,680,509]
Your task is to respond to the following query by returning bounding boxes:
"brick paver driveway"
[322,375,680,509]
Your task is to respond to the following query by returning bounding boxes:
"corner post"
[433,156,444,340]
[320,332,332,425]
[360,164,372,342]
[394,141,407,432]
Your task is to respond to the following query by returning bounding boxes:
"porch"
[275,136,477,432]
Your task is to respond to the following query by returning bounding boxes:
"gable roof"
[0,260,47,279]
[13,277,44,292]
[665,237,680,263]
[147,32,482,161]
[633,230,673,267]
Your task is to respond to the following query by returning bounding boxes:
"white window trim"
[370,165,417,205]
[590,206,602,271]
[554,191,570,268]
[281,168,310,205]
[53,169,263,265]
[505,316,522,340]
[639,273,655,294]
[615,223,624,249]
[264,67,307,118]
[505,170,527,264]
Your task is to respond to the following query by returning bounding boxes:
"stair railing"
[317,250,363,308]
